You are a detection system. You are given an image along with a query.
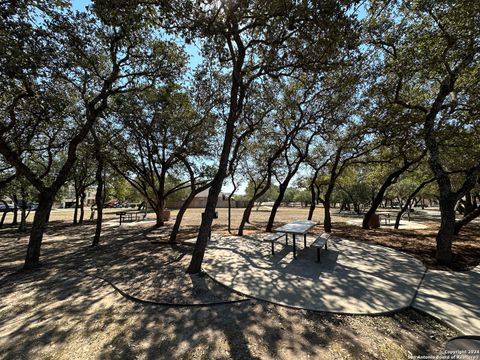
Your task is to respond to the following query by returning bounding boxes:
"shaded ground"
[331,223,480,271]
[0,206,475,359]
[3,206,479,270]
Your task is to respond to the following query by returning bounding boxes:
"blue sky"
[72,0,89,11]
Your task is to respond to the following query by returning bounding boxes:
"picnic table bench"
[263,232,285,255]
[311,233,330,262]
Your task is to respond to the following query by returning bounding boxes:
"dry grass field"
[1,205,478,359]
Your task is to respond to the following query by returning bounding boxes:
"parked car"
[0,204,10,211]
[0,202,14,211]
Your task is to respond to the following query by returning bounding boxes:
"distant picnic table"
[115,209,146,225]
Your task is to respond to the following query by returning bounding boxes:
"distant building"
[60,185,96,208]
[166,189,247,209]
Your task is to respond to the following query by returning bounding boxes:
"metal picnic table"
[274,220,318,259]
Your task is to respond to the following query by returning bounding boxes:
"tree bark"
[308,189,316,220]
[395,177,435,229]
[323,201,332,233]
[308,168,322,220]
[362,180,394,230]
[266,184,288,232]
[11,194,18,225]
[186,101,239,273]
[155,203,164,227]
[79,191,86,224]
[0,200,8,228]
[454,206,480,235]
[238,180,271,236]
[362,159,417,229]
[238,200,255,236]
[92,155,104,246]
[186,28,248,274]
[436,195,457,264]
[155,171,166,227]
[227,176,237,234]
[24,191,54,269]
[18,194,28,232]
[73,190,79,224]
[19,205,28,232]
[187,173,226,274]
[417,56,475,264]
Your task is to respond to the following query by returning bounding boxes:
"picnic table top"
[115,210,146,215]
[274,220,317,235]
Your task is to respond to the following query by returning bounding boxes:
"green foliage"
[243,181,279,203]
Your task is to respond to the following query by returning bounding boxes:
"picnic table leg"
[304,234,307,247]
[271,241,275,255]
[285,234,288,245]
[293,234,296,259]
[317,248,320,262]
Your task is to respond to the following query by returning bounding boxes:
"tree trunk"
[155,171,166,227]
[238,181,271,236]
[186,36,247,274]
[238,200,255,236]
[308,183,316,220]
[73,191,79,224]
[169,184,210,243]
[187,175,224,274]
[362,161,415,229]
[0,201,7,228]
[169,195,194,243]
[79,191,86,224]
[362,183,390,229]
[395,177,435,229]
[323,201,332,233]
[454,206,480,235]
[19,202,28,232]
[155,203,164,227]
[321,182,336,232]
[24,191,54,269]
[187,107,238,273]
[266,185,287,232]
[11,194,18,225]
[92,159,104,246]
[436,195,456,265]
[227,178,237,234]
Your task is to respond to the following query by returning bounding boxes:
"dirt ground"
[1,206,476,359]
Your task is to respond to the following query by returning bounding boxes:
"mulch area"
[0,222,245,305]
[0,221,461,359]
[331,222,480,271]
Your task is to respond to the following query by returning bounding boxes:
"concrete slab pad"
[413,269,480,335]
[204,235,426,314]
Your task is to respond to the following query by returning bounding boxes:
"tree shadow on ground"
[0,219,460,359]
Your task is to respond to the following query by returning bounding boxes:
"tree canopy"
[1,0,479,270]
